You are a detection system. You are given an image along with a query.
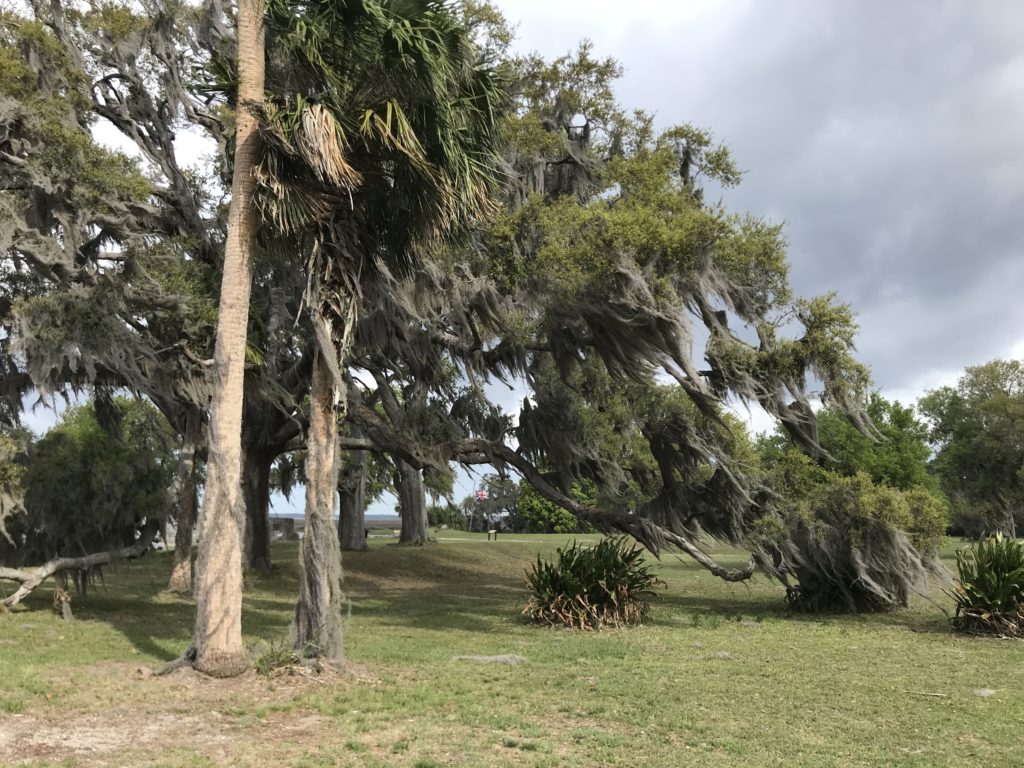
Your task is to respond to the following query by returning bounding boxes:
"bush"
[514,482,595,534]
[1,398,174,566]
[253,639,302,676]
[426,504,464,530]
[523,537,664,629]
[949,534,1024,637]
[753,455,947,613]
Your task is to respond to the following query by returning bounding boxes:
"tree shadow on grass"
[651,585,953,635]
[18,545,537,658]
[651,591,788,626]
[6,550,302,662]
[343,571,529,635]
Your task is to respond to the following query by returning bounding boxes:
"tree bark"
[396,459,429,545]
[292,348,345,661]
[168,408,202,594]
[189,0,264,678]
[242,445,273,574]
[339,441,368,551]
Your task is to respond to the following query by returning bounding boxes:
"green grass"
[1,535,1023,766]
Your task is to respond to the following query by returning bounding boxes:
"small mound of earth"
[451,654,527,665]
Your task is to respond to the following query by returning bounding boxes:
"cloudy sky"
[495,0,1024,408]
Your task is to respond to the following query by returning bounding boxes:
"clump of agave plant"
[524,537,665,630]
[949,534,1024,637]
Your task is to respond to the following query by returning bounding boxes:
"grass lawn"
[1,534,1022,767]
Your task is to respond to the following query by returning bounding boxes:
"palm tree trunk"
[189,0,265,678]
[396,459,429,545]
[293,345,346,661]
[167,407,201,594]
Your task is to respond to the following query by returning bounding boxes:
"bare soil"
[0,662,371,767]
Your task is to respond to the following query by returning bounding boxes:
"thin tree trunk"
[339,442,368,551]
[396,459,429,545]
[242,445,273,575]
[293,348,345,661]
[168,408,201,594]
[189,0,265,678]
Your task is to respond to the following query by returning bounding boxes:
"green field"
[1,535,1022,767]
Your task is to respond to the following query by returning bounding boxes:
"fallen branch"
[0,523,159,610]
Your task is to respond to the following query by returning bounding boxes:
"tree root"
[154,648,196,677]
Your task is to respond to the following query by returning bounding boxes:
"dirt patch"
[0,661,372,767]
[1,710,248,766]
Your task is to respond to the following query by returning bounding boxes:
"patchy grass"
[1,536,1023,766]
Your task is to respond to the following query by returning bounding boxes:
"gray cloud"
[500,0,1024,395]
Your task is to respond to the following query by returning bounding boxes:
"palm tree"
[254,0,507,661]
[189,0,265,678]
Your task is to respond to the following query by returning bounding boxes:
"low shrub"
[253,639,301,676]
[949,534,1024,637]
[523,537,664,629]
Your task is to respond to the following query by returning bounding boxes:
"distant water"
[271,513,399,525]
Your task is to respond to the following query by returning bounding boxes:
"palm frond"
[298,102,362,190]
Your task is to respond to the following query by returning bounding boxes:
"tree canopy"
[1,398,174,567]
[919,360,1024,538]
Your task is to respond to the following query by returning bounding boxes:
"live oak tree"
[343,40,943,610]
[365,362,462,545]
[754,437,947,612]
[0,3,222,602]
[1,0,952,650]
[754,392,940,496]
[750,392,949,609]
[0,427,27,550]
[919,360,1024,538]
[6,399,174,563]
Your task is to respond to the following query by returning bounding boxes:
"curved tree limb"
[459,439,757,582]
[343,394,757,582]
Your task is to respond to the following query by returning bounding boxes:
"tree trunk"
[292,348,345,661]
[242,445,273,575]
[396,459,429,545]
[189,0,264,678]
[168,408,201,594]
[339,442,368,551]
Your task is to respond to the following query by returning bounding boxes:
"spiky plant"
[524,537,665,629]
[949,534,1024,637]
